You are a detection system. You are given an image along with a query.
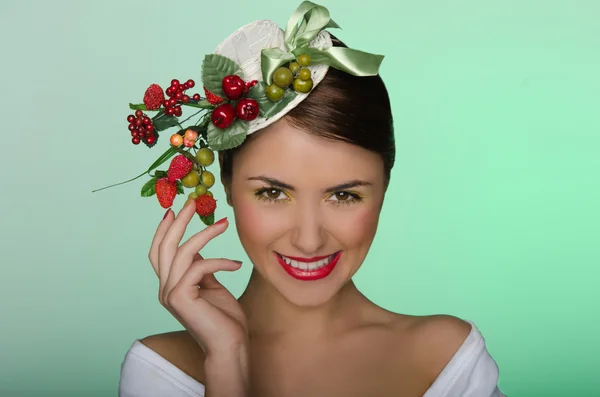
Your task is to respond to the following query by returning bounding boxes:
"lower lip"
[275,251,342,281]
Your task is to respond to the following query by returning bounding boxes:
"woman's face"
[227,118,387,307]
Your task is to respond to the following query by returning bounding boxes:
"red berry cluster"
[162,79,202,117]
[127,110,157,146]
[210,75,260,129]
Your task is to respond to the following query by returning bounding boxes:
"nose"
[290,203,327,255]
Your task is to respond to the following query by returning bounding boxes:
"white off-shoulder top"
[119,321,506,397]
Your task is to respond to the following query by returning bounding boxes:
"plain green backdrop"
[1,0,599,396]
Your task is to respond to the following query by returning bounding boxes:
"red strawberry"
[195,194,217,217]
[155,178,177,208]
[204,87,225,105]
[167,155,193,182]
[143,84,165,110]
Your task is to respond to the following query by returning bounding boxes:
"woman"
[118,2,505,396]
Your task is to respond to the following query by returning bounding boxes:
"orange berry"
[170,134,183,146]
[184,129,198,142]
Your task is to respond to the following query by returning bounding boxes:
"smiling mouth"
[276,252,338,270]
[274,251,343,281]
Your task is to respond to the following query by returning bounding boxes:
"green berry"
[266,84,285,101]
[195,184,207,196]
[196,148,214,167]
[293,78,313,93]
[188,192,199,200]
[272,67,293,88]
[201,171,215,188]
[289,62,300,74]
[299,68,311,81]
[181,171,200,188]
[297,54,311,66]
[205,191,213,197]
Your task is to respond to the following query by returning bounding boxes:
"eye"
[255,187,289,202]
[327,191,363,205]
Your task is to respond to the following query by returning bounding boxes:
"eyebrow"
[247,176,372,193]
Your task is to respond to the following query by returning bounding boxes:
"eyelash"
[254,186,363,206]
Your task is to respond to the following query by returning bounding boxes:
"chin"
[264,250,354,307]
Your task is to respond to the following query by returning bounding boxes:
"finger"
[163,218,229,296]
[198,273,221,289]
[167,258,242,302]
[158,200,197,300]
[148,209,174,276]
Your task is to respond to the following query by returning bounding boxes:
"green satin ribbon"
[261,1,385,85]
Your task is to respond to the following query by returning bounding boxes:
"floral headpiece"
[93,1,384,225]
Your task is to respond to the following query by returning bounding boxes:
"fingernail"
[233,260,242,265]
[214,217,228,225]
[163,209,170,220]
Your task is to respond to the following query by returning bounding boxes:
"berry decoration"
[222,75,245,100]
[235,98,259,121]
[167,155,193,182]
[204,87,225,105]
[155,178,177,208]
[211,103,236,129]
[143,84,165,110]
[195,194,217,217]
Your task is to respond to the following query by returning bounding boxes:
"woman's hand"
[148,200,249,358]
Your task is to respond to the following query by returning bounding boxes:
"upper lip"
[276,251,339,263]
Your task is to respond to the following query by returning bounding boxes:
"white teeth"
[280,254,336,270]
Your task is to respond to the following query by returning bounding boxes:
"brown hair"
[219,35,395,188]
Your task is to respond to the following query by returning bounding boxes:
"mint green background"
[1,0,598,396]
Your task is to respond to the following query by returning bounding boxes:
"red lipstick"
[274,251,342,281]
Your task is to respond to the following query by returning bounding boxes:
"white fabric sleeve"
[423,321,507,397]
[118,340,205,397]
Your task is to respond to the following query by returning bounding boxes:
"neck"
[238,268,371,339]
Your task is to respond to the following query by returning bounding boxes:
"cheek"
[232,193,286,248]
[330,204,380,248]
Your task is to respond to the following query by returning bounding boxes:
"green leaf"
[199,213,215,226]
[183,99,214,109]
[201,54,243,97]
[207,119,248,151]
[141,177,158,197]
[176,180,184,194]
[129,103,162,111]
[154,170,167,178]
[152,111,180,132]
[247,82,297,119]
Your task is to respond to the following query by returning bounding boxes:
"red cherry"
[171,79,180,87]
[186,79,195,88]
[235,98,260,121]
[182,95,190,103]
[176,91,183,100]
[174,106,182,117]
[143,116,151,125]
[221,75,245,100]
[135,118,143,127]
[166,107,175,116]
[211,103,236,129]
[135,110,143,118]
[128,123,136,131]
[169,98,177,107]
[131,130,137,137]
[166,87,174,97]
[146,136,156,145]
[132,137,141,144]
[145,124,154,131]
[127,115,135,123]
[192,93,200,101]
[163,99,170,108]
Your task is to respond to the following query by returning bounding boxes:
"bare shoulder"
[404,314,473,379]
[139,330,206,384]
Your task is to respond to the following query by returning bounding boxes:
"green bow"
[261,1,385,85]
